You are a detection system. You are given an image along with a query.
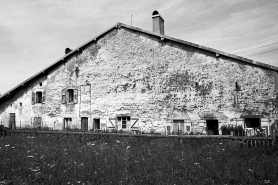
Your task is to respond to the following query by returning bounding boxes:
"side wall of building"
[0,27,277,134]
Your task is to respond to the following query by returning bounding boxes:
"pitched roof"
[1,22,277,102]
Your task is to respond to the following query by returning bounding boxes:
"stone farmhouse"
[0,11,278,135]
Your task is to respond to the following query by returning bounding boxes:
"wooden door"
[9,113,16,130]
[81,117,88,131]
[173,120,184,134]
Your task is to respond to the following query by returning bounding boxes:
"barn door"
[81,117,88,131]
[9,113,16,130]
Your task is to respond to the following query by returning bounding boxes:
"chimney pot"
[65,48,72,55]
[152,10,165,35]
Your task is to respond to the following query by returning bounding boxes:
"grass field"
[0,135,277,185]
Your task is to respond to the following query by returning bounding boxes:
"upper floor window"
[32,90,45,104]
[36,92,42,103]
[62,87,78,104]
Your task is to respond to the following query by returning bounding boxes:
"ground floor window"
[117,116,130,130]
[63,118,72,130]
[245,118,260,128]
[94,119,100,130]
[206,120,219,135]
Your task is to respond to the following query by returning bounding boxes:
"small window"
[68,89,74,103]
[36,92,42,103]
[32,91,45,104]
[235,82,240,91]
[186,126,191,132]
[20,103,22,107]
[62,88,78,104]
[122,117,127,129]
[39,83,42,86]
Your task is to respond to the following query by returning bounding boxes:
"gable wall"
[0,27,277,133]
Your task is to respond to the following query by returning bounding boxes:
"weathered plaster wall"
[0,27,277,133]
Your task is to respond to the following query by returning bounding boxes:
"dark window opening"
[94,119,100,130]
[235,82,240,91]
[122,117,127,129]
[206,120,219,135]
[36,92,42,103]
[68,89,74,103]
[20,103,22,107]
[39,83,42,86]
[186,126,191,132]
[245,118,260,128]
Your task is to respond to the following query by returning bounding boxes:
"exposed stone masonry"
[0,27,277,133]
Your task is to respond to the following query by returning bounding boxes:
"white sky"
[0,0,278,94]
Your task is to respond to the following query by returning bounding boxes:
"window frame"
[32,90,45,105]
[117,116,130,130]
[61,86,78,104]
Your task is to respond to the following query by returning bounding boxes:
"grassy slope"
[0,135,277,185]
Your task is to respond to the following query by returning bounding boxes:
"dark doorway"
[94,119,100,130]
[245,118,260,128]
[81,117,88,131]
[206,120,219,135]
[63,118,72,130]
[173,120,184,134]
[9,113,16,130]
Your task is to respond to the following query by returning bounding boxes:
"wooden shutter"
[74,89,78,104]
[61,89,66,104]
[130,118,139,130]
[42,91,46,103]
[107,118,116,129]
[31,92,35,105]
[66,90,69,103]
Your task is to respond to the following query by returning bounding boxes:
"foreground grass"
[0,135,277,185]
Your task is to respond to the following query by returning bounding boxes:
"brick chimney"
[152,10,164,35]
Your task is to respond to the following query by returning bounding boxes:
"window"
[186,126,191,132]
[122,117,127,129]
[32,91,45,104]
[36,92,42,103]
[20,102,22,107]
[61,88,78,104]
[235,82,240,91]
[68,89,74,103]
[39,83,42,86]
[117,116,130,130]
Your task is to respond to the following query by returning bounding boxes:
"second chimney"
[152,10,164,35]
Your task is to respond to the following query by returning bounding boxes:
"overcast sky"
[1,0,278,94]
